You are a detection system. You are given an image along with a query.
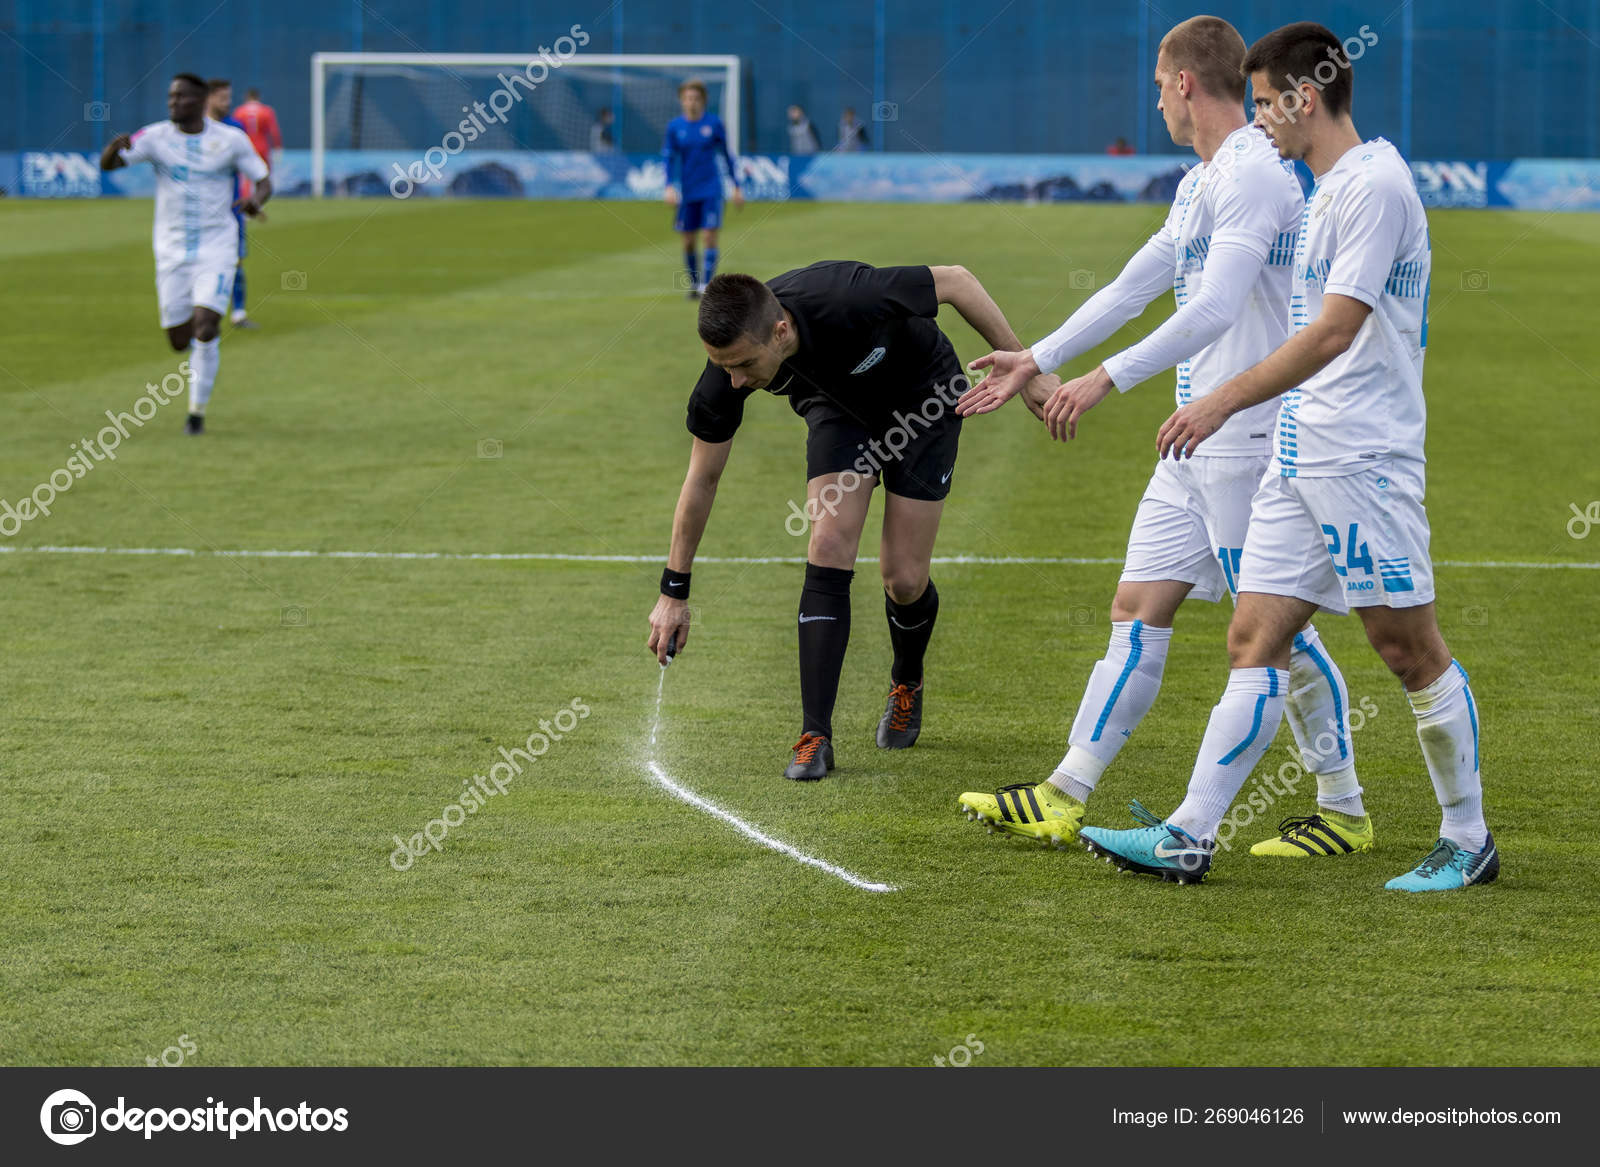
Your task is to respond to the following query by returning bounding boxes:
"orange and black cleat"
[876,681,923,749]
[784,732,835,781]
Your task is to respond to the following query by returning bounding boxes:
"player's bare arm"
[99,134,131,171]
[235,175,273,217]
[930,265,1055,420]
[648,435,732,663]
[1157,293,1372,459]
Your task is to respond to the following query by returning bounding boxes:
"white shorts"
[156,256,235,328]
[1121,456,1267,603]
[1239,460,1436,613]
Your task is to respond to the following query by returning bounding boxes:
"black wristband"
[661,568,691,599]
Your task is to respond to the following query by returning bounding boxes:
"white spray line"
[1,545,1596,570]
[645,668,898,894]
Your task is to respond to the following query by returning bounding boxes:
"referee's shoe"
[876,681,922,749]
[785,732,834,781]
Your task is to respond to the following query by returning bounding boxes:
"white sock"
[1047,620,1172,804]
[1407,660,1487,850]
[1284,625,1366,816]
[188,337,220,415]
[1168,667,1288,842]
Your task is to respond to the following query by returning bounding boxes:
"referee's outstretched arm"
[647,435,729,664]
[929,265,1052,419]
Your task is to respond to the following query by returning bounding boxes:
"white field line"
[646,668,897,894]
[2,545,1597,570]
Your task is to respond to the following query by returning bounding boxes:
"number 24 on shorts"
[1321,522,1374,577]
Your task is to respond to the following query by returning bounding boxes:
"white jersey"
[120,119,268,269]
[1277,138,1430,477]
[1103,125,1303,458]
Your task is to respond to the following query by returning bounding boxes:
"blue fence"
[2,1,1597,160]
[9,149,1600,211]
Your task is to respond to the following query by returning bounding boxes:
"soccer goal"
[309,52,741,197]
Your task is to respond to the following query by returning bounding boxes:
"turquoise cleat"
[1384,832,1499,891]
[1079,800,1213,884]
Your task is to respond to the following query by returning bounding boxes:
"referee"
[646,261,1058,779]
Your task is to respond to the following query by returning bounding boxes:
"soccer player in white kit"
[100,74,271,435]
[1081,22,1497,891]
[953,17,1370,860]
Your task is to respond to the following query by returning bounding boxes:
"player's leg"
[960,461,1201,843]
[184,290,227,435]
[1080,473,1339,880]
[876,490,942,749]
[230,212,254,327]
[701,207,723,289]
[874,390,962,750]
[788,418,879,779]
[1360,602,1495,890]
[676,193,702,298]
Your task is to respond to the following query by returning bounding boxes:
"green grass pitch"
[2,196,1597,1066]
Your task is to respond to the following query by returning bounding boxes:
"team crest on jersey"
[700,124,712,137]
[851,347,886,374]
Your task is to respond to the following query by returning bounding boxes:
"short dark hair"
[207,78,231,94]
[678,78,708,100]
[246,87,261,100]
[171,73,207,93]
[1159,16,1247,103]
[1242,21,1354,117]
[698,274,782,349]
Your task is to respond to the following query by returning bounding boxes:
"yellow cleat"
[958,782,1085,849]
[1249,811,1374,857]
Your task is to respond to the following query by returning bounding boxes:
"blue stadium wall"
[3,0,1597,159]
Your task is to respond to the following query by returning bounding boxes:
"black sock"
[799,563,853,737]
[886,579,939,686]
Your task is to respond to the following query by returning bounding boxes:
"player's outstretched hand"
[664,186,680,206]
[958,349,1041,416]
[109,132,132,153]
[1156,393,1230,459]
[233,194,261,216]
[732,188,746,210]
[648,596,694,665]
[1043,365,1116,442]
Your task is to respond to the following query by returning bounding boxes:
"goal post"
[310,52,742,197]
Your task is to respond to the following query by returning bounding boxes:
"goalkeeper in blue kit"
[662,78,745,298]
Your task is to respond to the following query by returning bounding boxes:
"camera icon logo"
[84,101,111,122]
[872,101,899,122]
[1068,604,1097,627]
[40,1089,97,1145]
[280,270,308,291]
[1460,269,1489,292]
[1069,269,1096,291]
[280,605,308,627]
[476,438,503,460]
[1461,605,1489,627]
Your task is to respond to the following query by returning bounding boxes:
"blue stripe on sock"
[1217,669,1280,766]
[1455,660,1479,772]
[1089,620,1143,743]
[1294,634,1347,761]
[1219,695,1268,765]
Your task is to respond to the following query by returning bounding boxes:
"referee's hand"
[648,596,693,665]
[957,349,1040,416]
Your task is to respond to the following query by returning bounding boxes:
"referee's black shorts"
[800,358,966,502]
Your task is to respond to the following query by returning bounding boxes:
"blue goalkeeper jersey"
[662,113,738,202]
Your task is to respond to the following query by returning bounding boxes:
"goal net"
[310,53,741,196]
